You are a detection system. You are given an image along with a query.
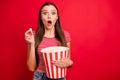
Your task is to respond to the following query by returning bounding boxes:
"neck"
[44,27,55,38]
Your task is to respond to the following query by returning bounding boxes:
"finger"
[25,36,30,41]
[52,61,63,65]
[52,60,60,63]
[25,34,30,38]
[29,28,34,35]
[25,30,31,35]
[52,62,64,68]
[25,28,33,35]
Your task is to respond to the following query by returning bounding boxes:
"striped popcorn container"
[41,46,69,79]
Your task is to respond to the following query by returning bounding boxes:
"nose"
[47,13,51,19]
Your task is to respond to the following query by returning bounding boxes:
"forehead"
[41,5,57,11]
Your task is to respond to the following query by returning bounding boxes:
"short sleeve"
[64,30,71,42]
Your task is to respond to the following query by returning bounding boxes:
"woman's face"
[41,5,58,30]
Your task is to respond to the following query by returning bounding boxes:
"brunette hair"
[35,2,67,65]
[35,2,67,48]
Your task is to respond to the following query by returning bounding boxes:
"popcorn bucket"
[41,46,69,79]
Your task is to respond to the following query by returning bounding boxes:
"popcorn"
[41,46,69,53]
[29,28,32,31]
[41,46,69,79]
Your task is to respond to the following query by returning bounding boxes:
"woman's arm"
[26,43,36,71]
[52,42,73,68]
[25,28,36,71]
[65,42,73,67]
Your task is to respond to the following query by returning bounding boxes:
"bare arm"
[66,42,73,67]
[26,43,36,71]
[52,42,73,68]
[25,28,36,71]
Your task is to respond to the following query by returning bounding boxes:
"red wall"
[0,0,120,80]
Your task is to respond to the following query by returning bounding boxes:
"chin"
[46,27,53,30]
[46,26,54,30]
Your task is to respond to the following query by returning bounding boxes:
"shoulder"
[63,30,70,35]
[63,30,71,42]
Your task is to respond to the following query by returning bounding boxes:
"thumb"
[29,28,33,35]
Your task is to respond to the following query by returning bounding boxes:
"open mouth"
[47,20,52,24]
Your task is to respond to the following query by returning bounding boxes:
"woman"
[24,2,73,80]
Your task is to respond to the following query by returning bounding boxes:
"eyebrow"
[42,10,57,12]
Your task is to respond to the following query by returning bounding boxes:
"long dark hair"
[35,2,67,48]
[35,2,67,65]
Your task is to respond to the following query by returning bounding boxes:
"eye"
[51,12,56,15]
[42,12,48,15]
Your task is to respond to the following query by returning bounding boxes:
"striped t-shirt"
[37,31,71,72]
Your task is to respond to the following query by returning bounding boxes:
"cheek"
[53,16,58,23]
[41,15,47,20]
[41,16,47,23]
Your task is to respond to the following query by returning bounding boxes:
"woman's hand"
[25,28,36,71]
[24,28,35,45]
[52,58,73,68]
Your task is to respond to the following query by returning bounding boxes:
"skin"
[25,5,73,72]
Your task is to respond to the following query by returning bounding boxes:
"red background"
[0,0,120,80]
